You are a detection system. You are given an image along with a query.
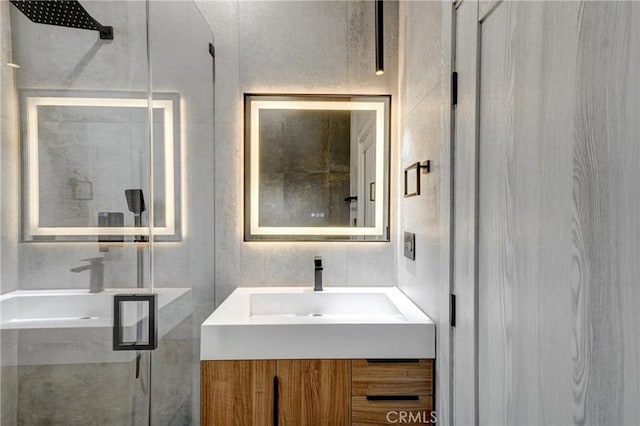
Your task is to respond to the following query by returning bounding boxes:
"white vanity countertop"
[200,287,435,360]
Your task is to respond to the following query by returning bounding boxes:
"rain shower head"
[125,189,146,216]
[10,0,113,40]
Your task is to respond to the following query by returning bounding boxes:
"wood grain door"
[277,359,351,426]
[476,2,576,423]
[454,0,640,424]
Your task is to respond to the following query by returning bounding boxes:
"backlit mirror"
[21,90,181,242]
[244,94,390,241]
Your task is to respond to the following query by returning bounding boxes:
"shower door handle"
[112,294,158,351]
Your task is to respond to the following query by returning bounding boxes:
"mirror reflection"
[244,94,390,241]
[21,91,181,241]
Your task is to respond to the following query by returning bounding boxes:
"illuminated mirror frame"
[244,94,391,241]
[21,90,181,242]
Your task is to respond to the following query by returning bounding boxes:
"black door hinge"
[451,71,458,106]
[450,293,456,327]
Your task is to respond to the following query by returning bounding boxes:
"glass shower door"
[147,2,215,424]
[1,1,156,424]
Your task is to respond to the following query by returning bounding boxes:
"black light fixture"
[375,0,384,75]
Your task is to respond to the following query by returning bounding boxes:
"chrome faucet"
[314,256,323,292]
[71,257,105,293]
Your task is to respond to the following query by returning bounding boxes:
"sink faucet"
[71,257,105,293]
[314,256,323,292]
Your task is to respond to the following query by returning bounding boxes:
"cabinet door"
[277,359,350,426]
[200,360,276,426]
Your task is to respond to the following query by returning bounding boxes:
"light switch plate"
[404,232,415,260]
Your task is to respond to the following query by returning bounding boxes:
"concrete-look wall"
[396,1,452,423]
[196,0,399,305]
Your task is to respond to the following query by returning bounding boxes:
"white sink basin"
[250,292,404,320]
[201,287,435,360]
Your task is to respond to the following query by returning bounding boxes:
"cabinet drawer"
[352,395,433,426]
[352,359,433,396]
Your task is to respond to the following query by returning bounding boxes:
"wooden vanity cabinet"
[201,358,433,426]
[200,359,349,426]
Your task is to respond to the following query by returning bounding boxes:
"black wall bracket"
[403,160,431,197]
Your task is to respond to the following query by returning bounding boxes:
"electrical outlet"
[404,232,415,260]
